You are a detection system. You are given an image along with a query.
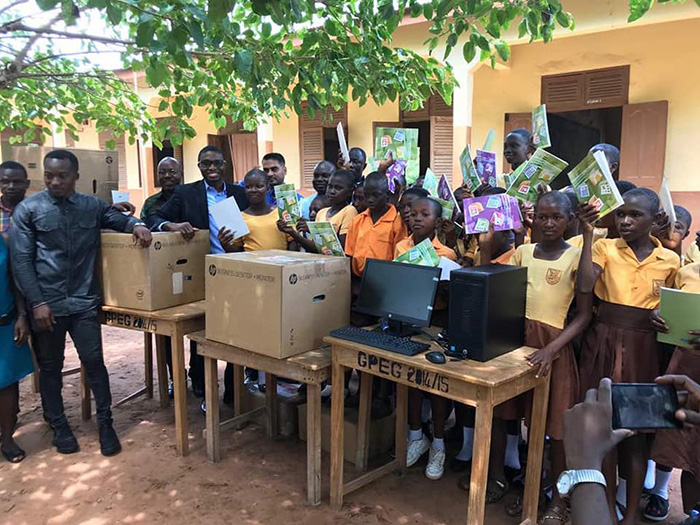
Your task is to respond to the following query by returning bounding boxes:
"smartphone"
[611,383,682,430]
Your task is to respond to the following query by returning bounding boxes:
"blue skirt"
[0,323,33,389]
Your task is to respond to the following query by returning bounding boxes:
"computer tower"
[448,265,527,362]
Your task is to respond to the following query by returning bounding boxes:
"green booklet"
[393,237,440,267]
[658,287,700,348]
[375,127,419,163]
[406,154,420,185]
[435,198,455,220]
[532,104,551,149]
[567,150,623,219]
[505,148,568,204]
[307,221,344,257]
[274,183,301,226]
[422,167,439,196]
[459,145,481,191]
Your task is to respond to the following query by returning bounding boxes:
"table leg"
[467,401,494,525]
[205,356,220,463]
[522,376,551,524]
[80,365,91,421]
[233,364,243,417]
[266,373,278,438]
[144,332,153,399]
[330,358,346,509]
[395,383,408,474]
[306,382,322,506]
[171,329,189,456]
[355,372,373,470]
[155,335,169,408]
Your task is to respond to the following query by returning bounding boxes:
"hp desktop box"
[449,265,527,362]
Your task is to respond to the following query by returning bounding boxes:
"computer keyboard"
[329,326,430,356]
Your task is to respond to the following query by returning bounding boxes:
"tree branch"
[3,22,135,46]
[0,0,28,18]
[13,14,62,69]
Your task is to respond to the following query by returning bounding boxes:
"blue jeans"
[33,308,113,427]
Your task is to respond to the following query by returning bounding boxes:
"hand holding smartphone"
[611,383,682,430]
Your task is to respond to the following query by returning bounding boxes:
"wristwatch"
[557,469,606,497]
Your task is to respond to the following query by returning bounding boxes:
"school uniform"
[315,205,358,236]
[234,210,290,251]
[394,235,457,261]
[472,246,515,266]
[579,237,680,394]
[652,262,700,478]
[344,205,407,276]
[684,242,700,265]
[510,244,582,439]
[567,227,608,249]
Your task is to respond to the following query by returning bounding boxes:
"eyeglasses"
[198,160,225,169]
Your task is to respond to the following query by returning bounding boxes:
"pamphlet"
[274,183,302,226]
[210,197,250,240]
[459,145,481,191]
[435,198,455,220]
[532,104,551,149]
[406,155,420,185]
[111,190,130,204]
[337,123,350,166]
[422,168,439,197]
[463,194,522,234]
[386,159,407,194]
[658,287,700,348]
[505,148,569,204]
[659,178,677,238]
[567,150,623,219]
[476,149,497,187]
[393,237,440,267]
[438,256,461,281]
[437,174,459,221]
[307,221,344,257]
[374,127,419,164]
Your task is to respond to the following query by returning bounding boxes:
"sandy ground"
[0,327,688,525]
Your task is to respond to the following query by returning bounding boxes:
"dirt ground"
[0,327,687,525]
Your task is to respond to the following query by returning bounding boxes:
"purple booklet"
[437,174,459,220]
[386,160,406,194]
[463,194,522,234]
[476,149,497,187]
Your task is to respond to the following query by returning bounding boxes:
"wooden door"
[430,116,453,181]
[229,133,258,182]
[300,127,324,188]
[619,101,668,190]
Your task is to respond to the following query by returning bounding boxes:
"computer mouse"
[425,351,446,364]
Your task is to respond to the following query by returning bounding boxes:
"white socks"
[455,427,475,461]
[505,434,521,470]
[645,459,656,490]
[617,478,627,507]
[651,468,673,500]
[432,438,445,451]
[408,428,423,442]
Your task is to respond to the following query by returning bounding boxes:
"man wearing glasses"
[149,145,248,403]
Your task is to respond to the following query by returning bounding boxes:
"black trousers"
[33,308,113,427]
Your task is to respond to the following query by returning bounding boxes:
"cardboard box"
[101,231,209,311]
[298,403,395,461]
[206,250,350,358]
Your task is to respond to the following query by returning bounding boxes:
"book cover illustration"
[393,237,440,267]
[505,148,569,204]
[567,150,623,219]
[274,183,301,226]
[374,127,419,164]
[437,174,459,221]
[475,149,497,187]
[532,104,551,149]
[422,167,439,197]
[307,221,344,257]
[463,194,523,234]
[459,145,481,191]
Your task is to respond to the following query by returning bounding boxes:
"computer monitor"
[355,259,441,336]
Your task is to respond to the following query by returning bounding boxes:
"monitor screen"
[355,259,441,327]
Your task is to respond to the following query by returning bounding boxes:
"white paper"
[659,178,677,239]
[438,257,461,281]
[111,190,130,204]
[172,272,183,294]
[210,197,249,240]
[337,123,350,165]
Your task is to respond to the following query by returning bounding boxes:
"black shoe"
[192,384,205,398]
[99,424,122,457]
[52,424,79,454]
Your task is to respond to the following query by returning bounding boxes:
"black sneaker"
[52,424,79,454]
[99,424,122,457]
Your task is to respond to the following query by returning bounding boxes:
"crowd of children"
[247,132,700,525]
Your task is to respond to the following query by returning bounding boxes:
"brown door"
[229,133,258,182]
[299,128,324,188]
[430,116,454,181]
[619,101,668,190]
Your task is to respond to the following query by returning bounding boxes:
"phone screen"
[611,383,681,430]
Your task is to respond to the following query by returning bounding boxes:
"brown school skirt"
[652,347,700,478]
[579,301,659,396]
[497,319,580,440]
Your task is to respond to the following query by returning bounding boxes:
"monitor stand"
[375,318,422,338]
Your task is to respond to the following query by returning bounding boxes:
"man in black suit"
[150,145,248,404]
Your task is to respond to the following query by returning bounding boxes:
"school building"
[2,0,699,237]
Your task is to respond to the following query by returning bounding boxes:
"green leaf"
[208,0,235,21]
[36,0,59,9]
[628,0,654,22]
[462,41,476,63]
[410,2,422,17]
[261,22,271,38]
[146,61,169,87]
[234,49,253,78]
[517,19,527,38]
[423,3,433,19]
[158,99,169,111]
[135,22,156,47]
[106,4,122,25]
[446,33,458,47]
[555,10,570,28]
[61,0,78,24]
[493,40,510,62]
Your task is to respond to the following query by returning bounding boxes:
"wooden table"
[326,333,550,525]
[101,301,206,456]
[189,332,331,506]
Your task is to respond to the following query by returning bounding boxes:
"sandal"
[505,487,550,517]
[457,473,510,504]
[2,444,26,463]
[538,501,570,525]
[643,494,670,522]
